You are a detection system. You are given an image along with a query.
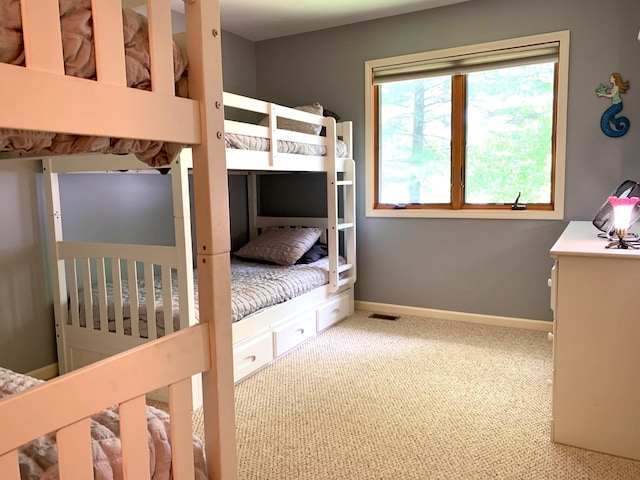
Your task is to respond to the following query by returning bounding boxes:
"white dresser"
[549,221,640,460]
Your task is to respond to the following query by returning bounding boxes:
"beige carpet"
[165,310,640,479]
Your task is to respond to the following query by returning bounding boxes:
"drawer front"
[549,261,558,318]
[274,310,316,357]
[317,291,352,331]
[233,331,274,383]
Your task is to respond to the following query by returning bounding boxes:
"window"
[365,31,569,219]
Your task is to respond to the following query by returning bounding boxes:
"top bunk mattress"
[0,0,187,167]
[225,132,348,158]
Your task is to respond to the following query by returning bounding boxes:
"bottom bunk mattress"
[230,256,337,322]
[0,367,207,480]
[76,256,338,337]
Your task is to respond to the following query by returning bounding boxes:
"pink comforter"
[0,367,207,480]
[0,0,188,167]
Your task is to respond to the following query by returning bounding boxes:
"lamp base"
[605,238,640,249]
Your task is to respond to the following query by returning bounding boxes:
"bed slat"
[67,260,80,328]
[127,261,141,337]
[145,263,158,339]
[223,91,270,114]
[162,265,174,334]
[169,378,196,480]
[119,396,152,480]
[19,0,64,74]
[0,450,20,480]
[266,103,277,167]
[58,242,178,267]
[112,260,125,335]
[90,0,127,86]
[57,418,94,479]
[0,64,200,144]
[147,0,176,95]
[96,258,108,332]
[81,259,94,329]
[225,150,330,172]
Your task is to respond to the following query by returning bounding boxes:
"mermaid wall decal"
[595,72,630,137]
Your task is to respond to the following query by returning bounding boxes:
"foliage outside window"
[364,31,570,219]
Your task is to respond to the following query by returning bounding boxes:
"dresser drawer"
[233,331,274,383]
[549,261,557,318]
[274,310,316,357]
[317,291,352,331]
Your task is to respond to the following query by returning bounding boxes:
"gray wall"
[0,160,54,373]
[220,30,257,97]
[58,173,176,245]
[58,173,250,253]
[253,0,640,321]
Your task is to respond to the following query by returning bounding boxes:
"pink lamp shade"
[607,196,640,232]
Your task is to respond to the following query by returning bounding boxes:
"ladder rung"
[337,222,354,230]
[338,263,352,273]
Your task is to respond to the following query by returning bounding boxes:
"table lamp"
[605,195,640,249]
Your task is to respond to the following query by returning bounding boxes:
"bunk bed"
[0,1,355,479]
[1,0,235,479]
[44,95,356,393]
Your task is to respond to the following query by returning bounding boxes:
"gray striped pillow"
[234,227,323,265]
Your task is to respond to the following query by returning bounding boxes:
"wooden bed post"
[184,0,238,479]
[247,172,258,239]
[171,151,203,409]
[42,158,70,374]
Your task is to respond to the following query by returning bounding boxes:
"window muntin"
[365,32,569,220]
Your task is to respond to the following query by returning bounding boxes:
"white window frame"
[364,31,570,220]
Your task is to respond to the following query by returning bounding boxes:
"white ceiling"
[167,0,471,42]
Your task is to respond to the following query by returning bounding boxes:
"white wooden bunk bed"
[43,94,356,393]
[1,0,240,479]
[0,1,356,479]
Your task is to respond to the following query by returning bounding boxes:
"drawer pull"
[239,355,257,368]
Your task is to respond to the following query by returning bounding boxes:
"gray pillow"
[234,227,323,265]
[259,103,323,135]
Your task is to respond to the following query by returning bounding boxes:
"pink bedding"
[0,367,207,480]
[0,0,188,167]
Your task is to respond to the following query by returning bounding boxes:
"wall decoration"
[595,72,630,137]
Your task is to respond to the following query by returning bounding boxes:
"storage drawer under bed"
[274,310,317,357]
[317,291,353,331]
[233,331,274,382]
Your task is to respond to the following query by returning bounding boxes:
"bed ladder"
[327,122,356,293]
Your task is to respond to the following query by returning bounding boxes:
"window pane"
[465,63,555,204]
[378,76,452,204]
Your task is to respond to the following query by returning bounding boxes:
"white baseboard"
[27,363,59,380]
[355,301,553,332]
